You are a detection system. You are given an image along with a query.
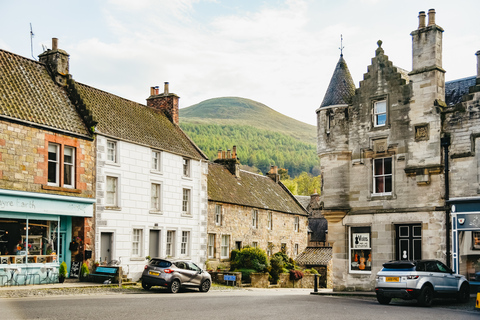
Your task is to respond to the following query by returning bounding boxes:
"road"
[0,288,478,320]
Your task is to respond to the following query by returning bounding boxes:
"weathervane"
[339,34,344,56]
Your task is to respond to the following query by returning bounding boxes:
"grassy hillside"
[179,97,318,177]
[180,97,316,144]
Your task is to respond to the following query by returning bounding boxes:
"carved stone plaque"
[415,124,429,141]
[373,139,388,154]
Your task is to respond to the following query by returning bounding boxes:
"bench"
[88,266,121,284]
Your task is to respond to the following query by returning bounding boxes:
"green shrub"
[59,261,67,277]
[268,254,284,284]
[230,247,269,272]
[230,249,239,262]
[79,262,89,281]
[304,268,319,275]
[272,252,295,270]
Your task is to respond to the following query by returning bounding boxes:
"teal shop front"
[0,189,94,286]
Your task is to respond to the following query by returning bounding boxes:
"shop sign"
[456,213,480,230]
[353,233,370,249]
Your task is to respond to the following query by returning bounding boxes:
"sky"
[1,0,479,126]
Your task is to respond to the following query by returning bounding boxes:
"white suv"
[375,260,470,307]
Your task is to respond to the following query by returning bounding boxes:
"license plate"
[386,277,399,282]
[149,271,160,276]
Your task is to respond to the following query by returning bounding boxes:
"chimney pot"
[227,149,231,159]
[217,149,222,159]
[164,82,169,94]
[52,38,58,50]
[150,87,155,96]
[476,50,480,78]
[418,11,426,29]
[427,9,435,26]
[222,150,226,159]
[232,146,237,159]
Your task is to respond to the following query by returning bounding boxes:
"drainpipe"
[441,135,451,268]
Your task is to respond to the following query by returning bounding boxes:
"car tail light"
[163,269,173,273]
[144,265,148,269]
[406,275,419,279]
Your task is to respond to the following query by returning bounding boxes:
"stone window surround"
[180,230,191,256]
[207,233,215,258]
[166,229,176,257]
[132,228,143,258]
[221,234,230,259]
[371,94,389,129]
[150,182,162,213]
[215,204,222,226]
[182,188,192,215]
[365,142,397,201]
[105,174,120,209]
[151,149,162,172]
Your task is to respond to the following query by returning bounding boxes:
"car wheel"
[417,285,433,307]
[456,283,470,303]
[142,281,152,290]
[376,293,391,305]
[200,279,211,292]
[169,279,180,294]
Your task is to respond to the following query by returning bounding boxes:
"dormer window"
[374,100,387,127]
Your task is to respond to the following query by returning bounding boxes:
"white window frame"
[180,231,190,256]
[267,212,273,230]
[151,150,162,172]
[221,234,230,259]
[267,242,273,256]
[349,226,372,274]
[63,146,75,188]
[47,143,60,186]
[166,230,176,257]
[374,100,387,127]
[373,157,393,196]
[252,210,258,229]
[215,204,222,226]
[150,183,161,212]
[208,234,215,259]
[294,243,299,257]
[182,188,191,215]
[106,176,118,207]
[294,216,299,232]
[107,140,118,163]
[183,158,190,177]
[132,228,143,257]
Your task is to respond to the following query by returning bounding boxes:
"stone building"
[316,9,480,291]
[0,41,96,283]
[206,148,308,269]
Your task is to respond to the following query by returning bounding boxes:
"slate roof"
[208,163,307,215]
[319,55,356,108]
[295,247,332,266]
[294,196,310,210]
[0,49,91,138]
[309,218,328,242]
[73,82,206,160]
[445,76,476,106]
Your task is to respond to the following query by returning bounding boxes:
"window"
[107,140,117,163]
[151,183,161,212]
[252,241,258,248]
[267,242,273,256]
[182,189,191,214]
[235,241,242,250]
[208,234,215,259]
[373,157,392,195]
[294,243,299,257]
[252,210,258,229]
[48,143,76,188]
[215,204,222,226]
[294,216,299,232]
[267,212,273,230]
[221,235,230,259]
[132,229,143,257]
[166,230,175,257]
[181,231,190,256]
[151,150,161,171]
[473,231,480,250]
[396,224,421,260]
[349,226,371,273]
[183,158,190,177]
[63,146,75,188]
[374,100,387,127]
[106,176,118,206]
[48,143,60,186]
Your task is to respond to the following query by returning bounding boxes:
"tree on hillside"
[281,172,321,196]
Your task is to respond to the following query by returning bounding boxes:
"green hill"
[179,97,318,177]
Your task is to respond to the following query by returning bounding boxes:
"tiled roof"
[295,247,332,266]
[294,195,310,209]
[445,76,476,106]
[319,55,356,108]
[0,49,91,137]
[208,163,307,215]
[74,83,206,160]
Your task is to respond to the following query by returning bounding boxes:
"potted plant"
[79,262,89,282]
[58,261,67,283]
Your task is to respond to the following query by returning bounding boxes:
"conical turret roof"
[320,55,355,108]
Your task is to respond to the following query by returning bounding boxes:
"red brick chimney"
[214,146,240,178]
[146,82,179,125]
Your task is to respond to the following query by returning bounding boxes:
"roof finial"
[339,34,344,56]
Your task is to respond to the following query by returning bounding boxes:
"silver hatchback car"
[141,258,211,293]
[375,260,469,306]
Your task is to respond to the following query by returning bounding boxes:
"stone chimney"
[146,82,179,125]
[266,166,280,183]
[214,146,240,178]
[38,38,70,86]
[476,50,480,78]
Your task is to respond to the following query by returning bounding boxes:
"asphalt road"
[1,288,478,320]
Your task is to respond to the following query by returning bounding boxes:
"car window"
[425,261,439,272]
[415,261,425,271]
[436,261,450,273]
[150,259,171,268]
[175,261,187,269]
[187,262,200,272]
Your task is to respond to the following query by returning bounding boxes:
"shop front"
[0,189,94,286]
[450,197,480,288]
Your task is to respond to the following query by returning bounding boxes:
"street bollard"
[314,274,318,292]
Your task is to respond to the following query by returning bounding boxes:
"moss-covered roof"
[0,49,91,137]
[295,247,332,266]
[73,82,206,160]
[208,162,307,215]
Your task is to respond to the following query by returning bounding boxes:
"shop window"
[473,231,480,250]
[373,157,392,195]
[48,143,76,188]
[349,226,372,273]
[221,235,230,259]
